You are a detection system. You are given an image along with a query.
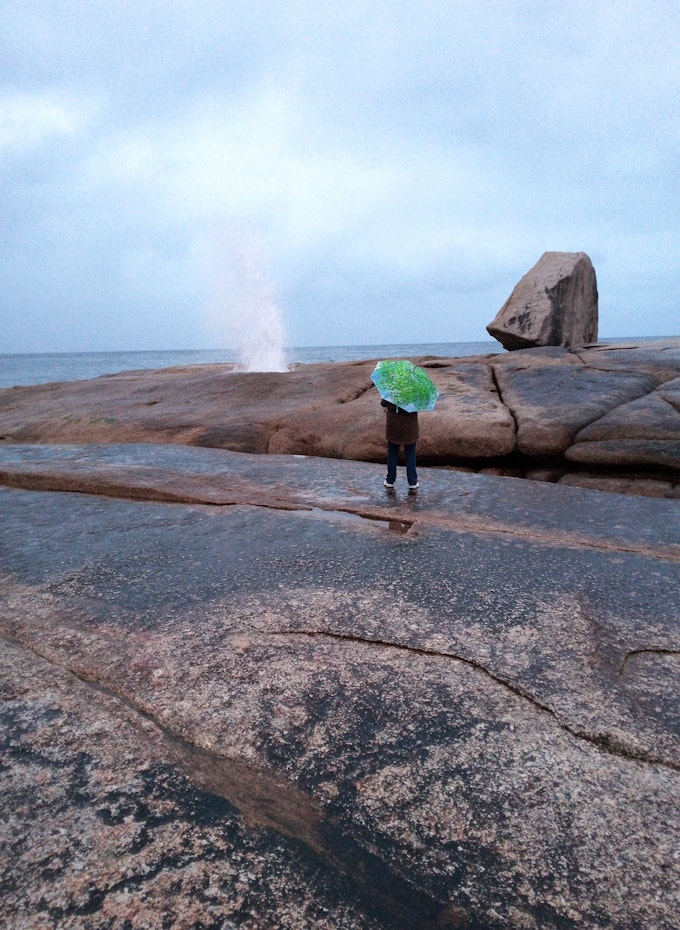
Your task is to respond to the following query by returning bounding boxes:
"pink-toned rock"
[492,350,656,456]
[558,471,680,499]
[1,340,680,493]
[0,362,378,454]
[0,356,517,465]
[565,377,680,469]
[397,362,515,462]
[487,251,598,350]
[2,448,680,929]
[267,362,516,462]
[570,339,680,381]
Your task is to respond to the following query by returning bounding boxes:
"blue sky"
[1,0,679,352]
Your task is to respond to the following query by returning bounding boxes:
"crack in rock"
[487,362,519,442]
[337,381,375,404]
[0,633,466,930]
[1,467,678,562]
[619,647,680,676]
[268,629,680,772]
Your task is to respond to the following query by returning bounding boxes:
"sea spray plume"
[230,235,288,372]
[203,227,288,372]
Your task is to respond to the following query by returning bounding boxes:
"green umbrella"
[370,359,439,413]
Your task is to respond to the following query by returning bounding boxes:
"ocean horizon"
[0,336,673,389]
[0,341,498,388]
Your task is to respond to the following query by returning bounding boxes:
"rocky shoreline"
[0,338,679,499]
[1,339,679,929]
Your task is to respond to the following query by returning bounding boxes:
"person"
[381,398,419,490]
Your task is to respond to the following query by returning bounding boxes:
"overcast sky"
[1,0,678,353]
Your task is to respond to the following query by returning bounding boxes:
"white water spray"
[205,230,288,372]
[229,237,288,372]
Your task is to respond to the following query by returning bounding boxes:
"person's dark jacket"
[381,399,419,444]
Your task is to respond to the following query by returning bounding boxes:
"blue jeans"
[386,442,417,486]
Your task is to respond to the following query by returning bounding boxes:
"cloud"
[1,0,679,352]
[0,89,93,153]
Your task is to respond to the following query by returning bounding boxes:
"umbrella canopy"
[370,359,439,413]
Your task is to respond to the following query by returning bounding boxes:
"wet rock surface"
[1,339,679,498]
[492,357,657,457]
[1,444,679,929]
[0,638,392,930]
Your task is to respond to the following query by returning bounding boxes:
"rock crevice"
[619,647,680,676]
[266,629,680,772]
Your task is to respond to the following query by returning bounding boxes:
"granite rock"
[412,362,516,460]
[0,362,378,455]
[558,471,680,498]
[266,361,517,463]
[491,353,658,456]
[571,339,680,380]
[565,377,680,469]
[486,252,598,350]
[0,638,391,930]
[1,340,680,496]
[1,447,679,929]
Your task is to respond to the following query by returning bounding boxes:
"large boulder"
[487,251,598,350]
[268,362,517,462]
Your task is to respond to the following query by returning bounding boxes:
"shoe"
[408,482,419,491]
[384,479,395,488]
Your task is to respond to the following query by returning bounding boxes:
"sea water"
[0,342,501,389]
[0,337,665,389]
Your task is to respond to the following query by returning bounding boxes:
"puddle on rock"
[302,507,413,535]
